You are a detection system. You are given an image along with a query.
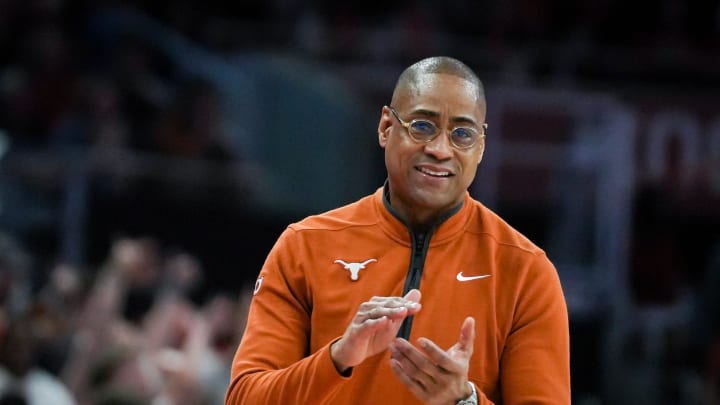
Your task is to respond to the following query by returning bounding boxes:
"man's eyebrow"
[410,109,478,126]
[409,108,440,118]
[450,116,478,126]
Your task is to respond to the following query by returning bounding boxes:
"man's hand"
[330,289,422,373]
[389,316,476,405]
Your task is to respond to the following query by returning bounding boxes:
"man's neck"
[382,182,463,232]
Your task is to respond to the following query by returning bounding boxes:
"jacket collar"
[374,181,472,246]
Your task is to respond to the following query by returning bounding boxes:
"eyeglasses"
[387,106,487,150]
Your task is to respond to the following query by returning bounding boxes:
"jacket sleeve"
[225,228,348,404]
[500,253,571,404]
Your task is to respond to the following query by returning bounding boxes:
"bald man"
[226,56,570,405]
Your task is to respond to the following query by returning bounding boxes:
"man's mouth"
[416,167,453,177]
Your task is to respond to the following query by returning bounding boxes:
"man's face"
[378,73,486,222]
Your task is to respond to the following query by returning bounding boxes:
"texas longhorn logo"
[334,258,377,281]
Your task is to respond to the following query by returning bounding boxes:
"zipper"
[380,181,464,340]
[396,229,433,340]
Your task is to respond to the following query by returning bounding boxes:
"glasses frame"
[387,106,487,150]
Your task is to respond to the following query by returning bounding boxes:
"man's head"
[378,56,487,227]
[390,57,485,109]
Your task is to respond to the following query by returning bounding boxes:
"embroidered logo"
[334,259,377,281]
[253,276,264,295]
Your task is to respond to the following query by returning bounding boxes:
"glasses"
[388,106,487,150]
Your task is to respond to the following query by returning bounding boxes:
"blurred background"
[0,0,719,404]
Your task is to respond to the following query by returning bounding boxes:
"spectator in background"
[60,237,250,405]
[0,233,32,318]
[152,78,234,162]
[0,316,76,405]
[31,263,86,377]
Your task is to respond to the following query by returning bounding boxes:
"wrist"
[455,381,478,405]
[330,339,352,376]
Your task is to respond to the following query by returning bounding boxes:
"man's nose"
[423,131,454,159]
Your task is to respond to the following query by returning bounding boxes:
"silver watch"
[456,381,478,405]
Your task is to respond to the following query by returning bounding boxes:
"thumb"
[457,316,475,353]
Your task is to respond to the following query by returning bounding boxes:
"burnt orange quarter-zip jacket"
[226,187,570,404]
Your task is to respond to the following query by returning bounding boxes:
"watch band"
[456,381,478,405]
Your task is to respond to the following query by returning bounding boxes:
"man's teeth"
[419,167,451,177]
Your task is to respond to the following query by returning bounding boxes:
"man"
[226,56,570,404]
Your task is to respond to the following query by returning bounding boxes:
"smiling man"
[226,57,570,405]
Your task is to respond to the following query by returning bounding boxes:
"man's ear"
[378,107,392,147]
[476,141,485,165]
[378,128,389,147]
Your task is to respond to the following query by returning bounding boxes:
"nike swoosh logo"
[456,272,492,282]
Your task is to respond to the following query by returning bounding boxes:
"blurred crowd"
[1,0,720,404]
[130,0,720,88]
[0,232,251,404]
[0,2,255,403]
[3,0,720,155]
[0,0,240,156]
[0,0,255,288]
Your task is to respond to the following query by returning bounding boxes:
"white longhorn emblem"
[334,258,377,281]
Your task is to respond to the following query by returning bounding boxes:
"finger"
[390,338,441,382]
[390,342,435,392]
[416,337,457,371]
[364,296,421,312]
[415,317,475,370]
[359,296,421,319]
[369,293,420,306]
[403,289,422,315]
[404,289,421,304]
[390,357,428,397]
[363,315,389,325]
[355,306,410,324]
[348,315,394,341]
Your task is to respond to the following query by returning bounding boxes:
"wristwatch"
[456,381,478,405]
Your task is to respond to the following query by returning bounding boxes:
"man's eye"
[452,127,475,140]
[410,120,436,136]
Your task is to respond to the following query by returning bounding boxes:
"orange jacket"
[227,187,570,404]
